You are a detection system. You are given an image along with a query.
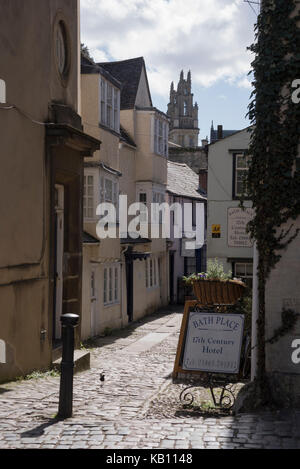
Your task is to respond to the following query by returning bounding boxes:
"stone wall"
[168,147,208,174]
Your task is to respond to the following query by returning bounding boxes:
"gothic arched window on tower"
[184,101,188,116]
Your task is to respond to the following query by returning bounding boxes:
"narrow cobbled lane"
[0,307,300,449]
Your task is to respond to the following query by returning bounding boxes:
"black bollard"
[57,313,79,419]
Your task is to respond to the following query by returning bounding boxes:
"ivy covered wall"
[247,0,300,406]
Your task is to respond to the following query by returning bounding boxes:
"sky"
[80,0,260,141]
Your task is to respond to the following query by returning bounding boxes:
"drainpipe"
[251,241,259,381]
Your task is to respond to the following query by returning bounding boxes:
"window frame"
[145,257,158,289]
[99,76,120,133]
[83,170,98,220]
[232,152,251,199]
[154,116,169,157]
[103,263,120,306]
[233,261,253,288]
[100,172,119,223]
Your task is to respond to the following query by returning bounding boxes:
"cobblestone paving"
[0,306,300,449]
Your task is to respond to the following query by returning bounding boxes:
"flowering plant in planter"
[183,259,246,305]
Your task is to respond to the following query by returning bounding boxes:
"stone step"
[52,349,90,374]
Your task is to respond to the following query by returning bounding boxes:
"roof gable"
[99,57,152,110]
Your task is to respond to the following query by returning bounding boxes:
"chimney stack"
[217,125,223,140]
[199,169,207,194]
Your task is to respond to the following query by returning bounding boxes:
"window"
[104,264,120,305]
[114,267,118,302]
[101,79,106,124]
[109,267,113,302]
[107,84,112,128]
[100,174,119,221]
[150,259,153,287]
[100,77,120,132]
[145,257,158,289]
[234,262,253,288]
[234,153,251,198]
[83,174,95,219]
[184,101,188,116]
[154,117,168,157]
[145,259,149,288]
[103,269,107,304]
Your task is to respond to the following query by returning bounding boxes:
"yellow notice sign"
[212,224,221,234]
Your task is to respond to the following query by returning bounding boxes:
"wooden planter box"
[192,279,246,305]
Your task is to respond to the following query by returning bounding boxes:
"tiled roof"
[120,125,136,147]
[99,57,152,110]
[167,161,206,200]
[81,54,122,89]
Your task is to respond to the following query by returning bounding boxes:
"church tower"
[167,70,199,148]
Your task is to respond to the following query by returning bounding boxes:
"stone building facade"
[0,0,100,382]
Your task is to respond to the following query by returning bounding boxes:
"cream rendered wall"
[135,110,167,186]
[119,144,136,206]
[119,107,169,319]
[207,128,253,273]
[120,110,136,140]
[81,71,123,339]
[135,110,154,182]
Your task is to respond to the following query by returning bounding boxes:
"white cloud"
[80,0,256,98]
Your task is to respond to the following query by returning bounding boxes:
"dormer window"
[100,77,120,133]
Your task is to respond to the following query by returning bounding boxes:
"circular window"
[56,21,69,79]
